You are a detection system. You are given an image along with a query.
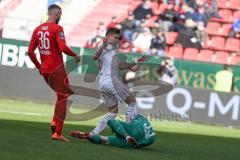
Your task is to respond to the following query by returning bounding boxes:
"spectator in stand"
[196,0,205,8]
[133,0,154,26]
[229,18,240,38]
[121,12,136,42]
[132,27,153,53]
[135,20,147,32]
[195,22,208,46]
[214,65,233,92]
[147,29,166,56]
[179,3,194,20]
[132,20,147,39]
[175,19,201,49]
[158,1,179,33]
[205,0,221,19]
[87,22,106,47]
[185,0,220,20]
[162,0,181,6]
[185,0,198,10]
[176,3,195,32]
[151,21,165,35]
[191,6,208,25]
[107,16,118,28]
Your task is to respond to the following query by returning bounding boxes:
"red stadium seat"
[230,56,240,65]
[206,22,221,35]
[225,38,240,51]
[233,10,240,21]
[166,45,183,58]
[218,0,228,9]
[198,50,214,62]
[219,23,231,36]
[166,32,178,45]
[129,0,142,11]
[229,0,240,10]
[152,1,159,14]
[183,48,199,61]
[202,40,211,49]
[210,37,225,50]
[215,51,229,64]
[218,9,233,22]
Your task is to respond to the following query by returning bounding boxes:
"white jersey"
[99,46,120,91]
[159,74,176,85]
[159,66,177,85]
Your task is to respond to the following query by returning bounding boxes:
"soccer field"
[0,98,240,160]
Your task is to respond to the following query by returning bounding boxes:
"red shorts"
[41,67,72,95]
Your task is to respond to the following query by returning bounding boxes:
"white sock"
[126,102,138,122]
[91,112,117,135]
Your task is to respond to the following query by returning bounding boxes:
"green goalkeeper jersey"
[120,115,156,147]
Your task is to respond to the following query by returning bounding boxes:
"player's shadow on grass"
[1,119,240,160]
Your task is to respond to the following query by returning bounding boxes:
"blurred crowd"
[87,0,228,56]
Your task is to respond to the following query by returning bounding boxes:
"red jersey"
[28,22,77,73]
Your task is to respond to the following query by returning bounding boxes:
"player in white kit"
[90,28,149,137]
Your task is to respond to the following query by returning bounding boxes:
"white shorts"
[100,81,130,108]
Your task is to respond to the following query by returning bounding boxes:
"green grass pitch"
[0,98,240,160]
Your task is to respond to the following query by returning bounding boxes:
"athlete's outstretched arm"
[28,30,41,69]
[119,62,136,70]
[119,55,150,70]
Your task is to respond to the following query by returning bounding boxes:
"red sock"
[51,116,57,126]
[54,94,68,135]
[55,121,64,135]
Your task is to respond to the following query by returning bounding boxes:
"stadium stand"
[198,49,214,62]
[166,45,183,58]
[166,31,178,45]
[229,0,240,10]
[214,51,229,64]
[79,0,240,65]
[67,0,132,46]
[225,38,240,51]
[211,9,233,23]
[0,0,22,31]
[2,0,99,41]
[0,0,240,65]
[206,22,221,36]
[218,0,228,9]
[220,23,232,36]
[210,36,225,50]
[183,48,199,61]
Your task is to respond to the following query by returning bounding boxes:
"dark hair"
[106,27,120,36]
[48,4,61,12]
[157,65,166,74]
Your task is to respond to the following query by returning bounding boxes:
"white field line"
[0,109,48,117]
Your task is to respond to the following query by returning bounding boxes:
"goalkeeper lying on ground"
[70,113,156,148]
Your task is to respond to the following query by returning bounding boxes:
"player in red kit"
[28,4,80,142]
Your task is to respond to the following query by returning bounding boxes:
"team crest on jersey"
[59,32,65,40]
